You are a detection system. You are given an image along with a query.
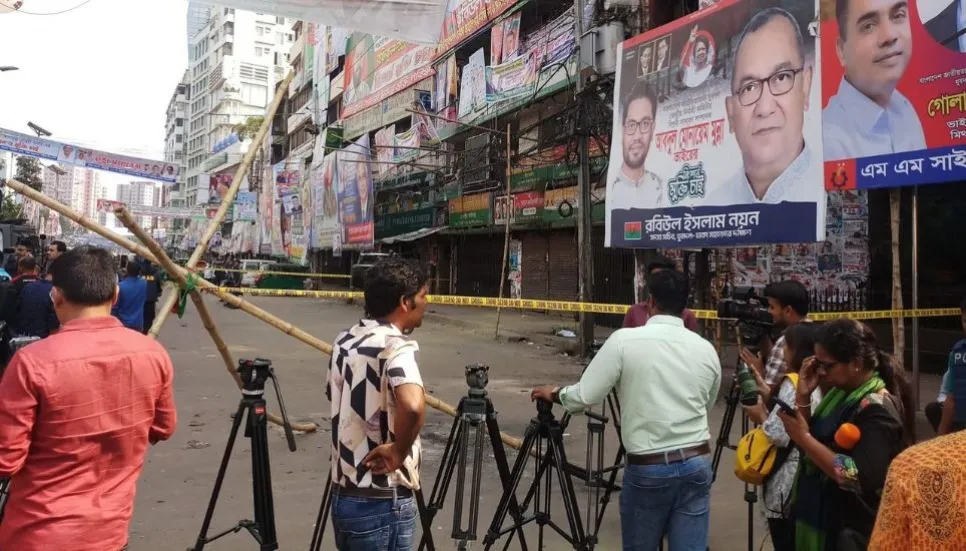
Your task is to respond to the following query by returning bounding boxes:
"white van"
[240,259,277,287]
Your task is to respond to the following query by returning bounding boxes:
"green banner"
[510,155,608,191]
[449,209,491,228]
[375,207,435,239]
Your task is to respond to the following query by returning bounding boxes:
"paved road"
[129,294,941,551]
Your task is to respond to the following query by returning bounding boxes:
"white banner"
[218,0,447,45]
[0,127,179,183]
[96,199,205,219]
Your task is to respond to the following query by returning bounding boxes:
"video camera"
[716,286,774,351]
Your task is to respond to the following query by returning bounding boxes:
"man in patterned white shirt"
[326,257,429,550]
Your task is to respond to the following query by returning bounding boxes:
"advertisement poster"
[605,0,825,248]
[95,199,205,220]
[259,162,276,254]
[457,48,487,120]
[822,0,966,190]
[0,127,180,183]
[525,8,576,68]
[509,239,522,299]
[438,0,516,54]
[309,151,340,249]
[434,54,459,119]
[491,20,505,65]
[208,173,234,205]
[325,26,349,74]
[494,194,512,224]
[393,127,421,162]
[486,52,538,102]
[270,163,287,256]
[374,125,396,176]
[501,12,522,61]
[338,135,375,247]
[342,34,435,117]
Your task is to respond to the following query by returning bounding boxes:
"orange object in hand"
[834,423,861,450]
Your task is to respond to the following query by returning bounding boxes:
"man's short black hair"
[646,269,689,316]
[126,262,141,277]
[364,257,428,319]
[646,255,677,274]
[621,81,658,124]
[763,280,809,316]
[49,246,118,306]
[18,256,37,272]
[51,240,67,252]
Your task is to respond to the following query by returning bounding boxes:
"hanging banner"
[821,0,966,190]
[438,0,517,55]
[341,34,435,118]
[525,8,576,69]
[374,125,396,175]
[218,0,448,45]
[233,191,258,222]
[95,199,205,220]
[457,48,487,120]
[605,0,825,248]
[310,152,341,249]
[338,135,375,247]
[485,52,538,102]
[0,127,179,183]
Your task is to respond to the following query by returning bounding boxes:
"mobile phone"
[774,398,796,416]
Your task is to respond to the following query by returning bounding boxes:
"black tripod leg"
[483,423,539,551]
[413,487,437,551]
[308,473,333,551]
[418,415,464,551]
[485,415,529,551]
[190,400,248,551]
[248,400,278,550]
[548,423,587,546]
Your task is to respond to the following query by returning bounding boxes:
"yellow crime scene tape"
[212,287,962,321]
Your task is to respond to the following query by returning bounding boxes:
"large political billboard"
[822,0,966,190]
[605,0,825,248]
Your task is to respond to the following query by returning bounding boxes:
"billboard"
[822,0,966,190]
[605,0,825,248]
[310,151,340,249]
[0,127,179,183]
[438,0,517,55]
[219,0,448,45]
[337,135,375,247]
[341,34,435,118]
[448,192,492,227]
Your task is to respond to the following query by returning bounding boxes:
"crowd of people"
[0,248,964,551]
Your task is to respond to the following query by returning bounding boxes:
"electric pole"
[575,1,595,355]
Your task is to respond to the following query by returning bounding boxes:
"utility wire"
[14,0,94,15]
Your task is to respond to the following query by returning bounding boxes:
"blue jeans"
[331,493,417,551]
[619,453,712,551]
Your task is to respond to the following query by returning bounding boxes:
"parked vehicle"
[240,259,276,287]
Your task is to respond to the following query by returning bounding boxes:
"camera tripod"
[418,365,528,551]
[188,358,297,551]
[710,358,757,551]
[483,400,590,551]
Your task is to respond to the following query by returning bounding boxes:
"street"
[130,294,940,551]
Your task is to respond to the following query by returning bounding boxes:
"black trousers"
[143,301,157,335]
[925,401,944,433]
[768,517,795,551]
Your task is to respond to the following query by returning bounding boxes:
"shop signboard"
[448,192,491,227]
[375,206,436,239]
[543,186,577,222]
[513,191,544,223]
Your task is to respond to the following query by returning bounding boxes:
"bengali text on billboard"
[338,135,375,247]
[341,34,435,118]
[605,0,825,248]
[821,0,966,191]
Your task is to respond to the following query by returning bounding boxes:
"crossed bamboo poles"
[1,74,526,451]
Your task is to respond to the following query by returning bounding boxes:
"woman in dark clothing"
[778,319,915,551]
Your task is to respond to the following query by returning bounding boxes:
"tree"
[14,155,43,191]
[233,116,265,141]
[0,196,21,221]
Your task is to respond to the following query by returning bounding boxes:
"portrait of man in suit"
[923,0,965,52]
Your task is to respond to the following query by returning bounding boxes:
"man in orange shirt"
[0,246,177,551]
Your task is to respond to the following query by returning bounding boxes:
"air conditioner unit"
[579,22,624,77]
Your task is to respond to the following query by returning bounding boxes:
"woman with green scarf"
[777,319,916,551]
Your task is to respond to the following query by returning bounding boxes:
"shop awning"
[378,226,443,244]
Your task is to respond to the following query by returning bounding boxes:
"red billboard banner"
[437,0,517,57]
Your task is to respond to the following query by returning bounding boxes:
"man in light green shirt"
[532,269,721,550]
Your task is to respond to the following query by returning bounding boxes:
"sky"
[0,0,189,213]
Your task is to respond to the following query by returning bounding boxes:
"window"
[176,118,183,126]
[255,46,262,57]
[256,27,264,36]
[176,135,183,143]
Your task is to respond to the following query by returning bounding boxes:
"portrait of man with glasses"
[608,81,664,227]
[710,7,819,206]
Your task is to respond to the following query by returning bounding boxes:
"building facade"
[163,71,190,246]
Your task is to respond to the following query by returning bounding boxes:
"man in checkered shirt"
[326,258,429,550]
[739,280,810,400]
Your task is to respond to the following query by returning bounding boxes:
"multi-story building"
[163,71,190,245]
[116,181,159,230]
[94,180,110,227]
[41,164,74,207]
[186,1,213,55]
[70,167,100,221]
[184,6,294,207]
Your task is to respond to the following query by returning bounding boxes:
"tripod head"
[464,364,489,398]
[238,358,297,453]
[536,398,556,421]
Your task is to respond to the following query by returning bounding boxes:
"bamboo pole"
[4,178,525,450]
[494,124,512,339]
[114,208,314,432]
[889,188,905,363]
[150,70,296,338]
